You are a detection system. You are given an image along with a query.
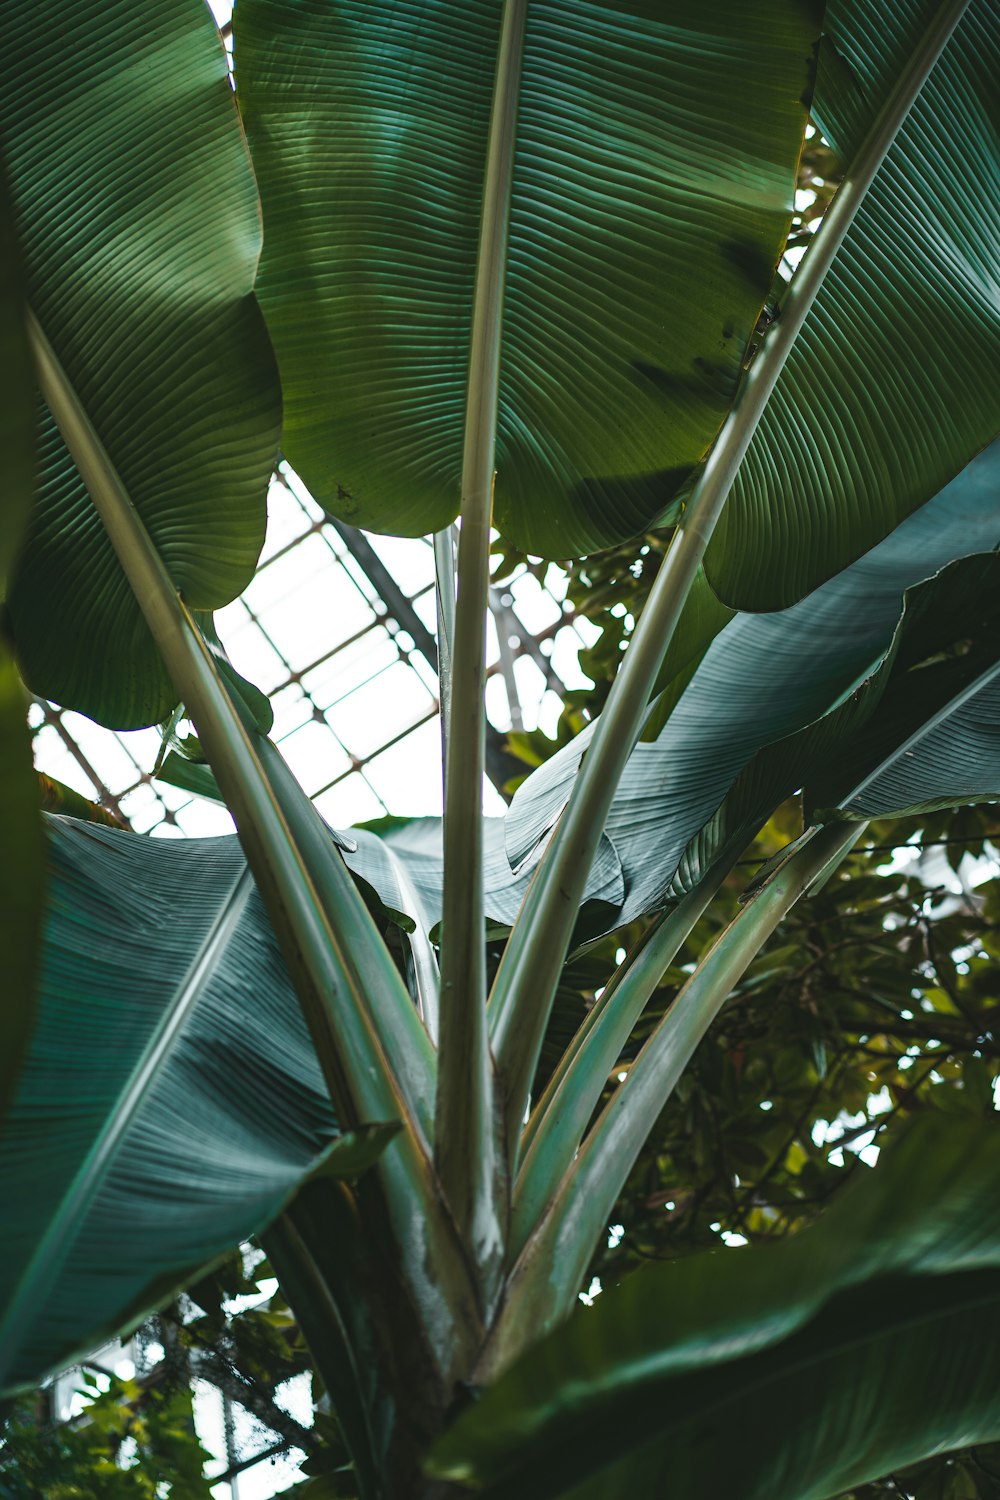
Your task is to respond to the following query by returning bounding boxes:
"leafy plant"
[1,1,999,1497]
[1,1373,214,1500]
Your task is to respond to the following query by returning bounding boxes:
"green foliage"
[1,0,280,727]
[2,2,999,1498]
[0,150,44,1127]
[432,1113,1000,1497]
[586,806,1000,1273]
[706,0,1000,608]
[0,1376,213,1500]
[0,657,41,1123]
[0,820,340,1398]
[675,547,1000,894]
[235,0,816,553]
[847,1444,1000,1500]
[0,1245,328,1496]
[502,443,1000,934]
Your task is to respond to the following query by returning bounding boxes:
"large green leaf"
[640,565,735,741]
[431,1114,1000,1499]
[343,816,624,942]
[505,440,1000,925]
[0,816,347,1398]
[0,151,43,1122]
[0,0,281,727]
[674,548,1000,892]
[812,656,1000,822]
[707,0,1000,608]
[154,757,625,942]
[234,0,816,552]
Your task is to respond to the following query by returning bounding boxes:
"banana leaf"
[234,0,816,553]
[0,0,281,727]
[505,439,1000,925]
[0,816,375,1399]
[707,0,1000,606]
[0,658,40,1124]
[430,1114,1000,1499]
[674,548,1000,892]
[0,149,34,578]
[813,660,1000,823]
[152,759,624,940]
[343,816,625,943]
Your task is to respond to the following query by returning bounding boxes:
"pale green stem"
[253,733,437,1137]
[483,821,865,1375]
[433,525,457,750]
[29,312,480,1377]
[510,863,727,1259]
[487,0,971,1163]
[436,0,527,1282]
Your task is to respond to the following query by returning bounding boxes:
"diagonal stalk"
[252,732,437,1137]
[433,525,457,751]
[505,649,1000,1326]
[510,861,728,1259]
[29,311,481,1376]
[487,0,971,1163]
[483,821,865,1375]
[436,0,527,1279]
[0,862,253,1389]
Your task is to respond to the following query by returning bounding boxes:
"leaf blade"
[431,1116,1000,1499]
[707,0,1000,607]
[2,0,281,726]
[0,149,44,1123]
[0,818,340,1397]
[505,440,1000,927]
[235,0,816,553]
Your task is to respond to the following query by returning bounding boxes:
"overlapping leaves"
[235,0,815,553]
[0,818,344,1397]
[0,154,43,1121]
[431,1115,1000,1498]
[675,547,1000,894]
[707,0,1000,606]
[0,0,280,727]
[506,442,1000,928]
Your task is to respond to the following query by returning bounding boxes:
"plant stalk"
[253,732,438,1137]
[510,862,728,1258]
[29,311,480,1379]
[483,821,865,1374]
[433,525,457,748]
[487,0,970,1162]
[436,0,527,1281]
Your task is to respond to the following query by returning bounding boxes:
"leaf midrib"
[841,655,1000,810]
